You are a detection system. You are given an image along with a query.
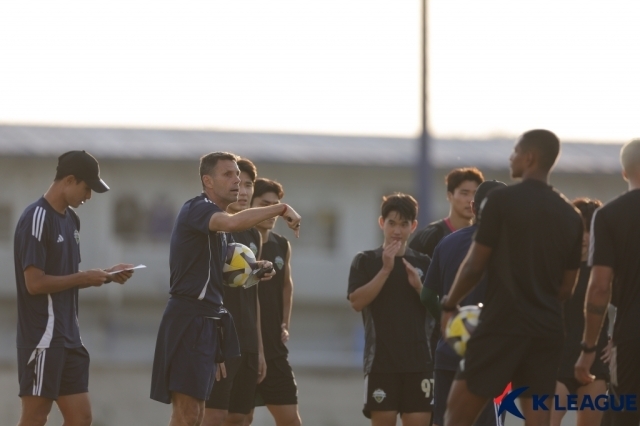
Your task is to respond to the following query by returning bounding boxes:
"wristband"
[440,295,458,313]
[580,341,597,353]
[280,204,288,216]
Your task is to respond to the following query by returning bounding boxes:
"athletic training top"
[258,232,290,360]
[348,247,431,374]
[474,179,583,338]
[14,197,82,349]
[169,193,229,307]
[424,225,487,371]
[409,219,453,258]
[224,228,260,353]
[589,189,640,344]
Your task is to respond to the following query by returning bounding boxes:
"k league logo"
[498,386,638,419]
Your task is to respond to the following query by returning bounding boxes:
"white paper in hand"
[109,264,147,275]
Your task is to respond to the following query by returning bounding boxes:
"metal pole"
[417,0,432,227]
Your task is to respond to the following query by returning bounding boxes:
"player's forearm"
[282,280,293,328]
[210,205,285,232]
[583,280,611,346]
[256,289,264,353]
[557,269,579,302]
[25,271,90,295]
[446,261,482,306]
[421,286,441,318]
[349,268,391,312]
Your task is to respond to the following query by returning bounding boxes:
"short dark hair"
[252,178,284,201]
[380,193,418,222]
[445,167,484,194]
[199,152,239,185]
[572,198,603,230]
[54,171,82,183]
[237,158,257,182]
[519,129,560,171]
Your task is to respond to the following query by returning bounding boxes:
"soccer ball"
[445,305,481,357]
[223,243,257,288]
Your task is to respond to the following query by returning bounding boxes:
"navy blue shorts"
[206,352,259,413]
[168,316,220,401]
[255,356,298,406]
[18,346,90,400]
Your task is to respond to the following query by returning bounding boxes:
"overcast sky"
[0,0,637,142]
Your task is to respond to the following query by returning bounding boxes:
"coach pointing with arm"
[150,152,301,426]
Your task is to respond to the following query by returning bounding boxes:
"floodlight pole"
[417,0,432,227]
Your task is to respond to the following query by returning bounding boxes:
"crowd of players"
[348,130,640,426]
[13,151,302,426]
[11,130,640,426]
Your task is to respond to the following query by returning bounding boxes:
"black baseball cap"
[57,151,110,193]
[474,180,507,206]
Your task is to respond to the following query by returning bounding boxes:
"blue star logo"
[498,386,528,419]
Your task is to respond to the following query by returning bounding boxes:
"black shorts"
[168,316,220,401]
[18,345,90,400]
[457,332,563,399]
[363,371,433,419]
[255,356,298,406]
[557,375,608,395]
[206,352,259,413]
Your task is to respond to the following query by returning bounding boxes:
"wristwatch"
[580,341,597,353]
[440,296,458,313]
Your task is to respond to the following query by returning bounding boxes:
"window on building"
[275,209,338,252]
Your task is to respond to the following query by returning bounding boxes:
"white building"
[0,124,627,368]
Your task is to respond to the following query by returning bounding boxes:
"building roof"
[0,124,624,173]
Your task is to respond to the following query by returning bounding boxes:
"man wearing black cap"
[421,180,507,426]
[13,150,135,426]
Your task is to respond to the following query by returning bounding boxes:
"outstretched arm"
[209,204,301,236]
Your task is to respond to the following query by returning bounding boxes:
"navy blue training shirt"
[14,197,83,349]
[424,225,487,371]
[169,193,229,306]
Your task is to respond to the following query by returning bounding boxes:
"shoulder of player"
[403,247,430,266]
[268,231,289,244]
[416,220,447,240]
[600,190,639,214]
[17,199,54,232]
[351,249,379,266]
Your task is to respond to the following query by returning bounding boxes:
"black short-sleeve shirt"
[258,232,290,360]
[348,247,431,374]
[169,194,228,307]
[474,179,583,338]
[14,197,83,349]
[409,219,453,258]
[589,189,640,343]
[223,228,260,353]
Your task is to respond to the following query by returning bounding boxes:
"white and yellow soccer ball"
[223,243,258,288]
[445,304,481,357]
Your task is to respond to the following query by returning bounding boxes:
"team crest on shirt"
[249,242,258,256]
[373,389,386,403]
[274,255,284,270]
[415,267,424,279]
[74,230,80,244]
